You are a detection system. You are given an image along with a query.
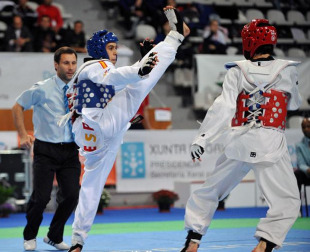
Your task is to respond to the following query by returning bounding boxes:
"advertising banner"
[116,129,303,192]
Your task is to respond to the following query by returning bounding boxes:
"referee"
[12,47,81,251]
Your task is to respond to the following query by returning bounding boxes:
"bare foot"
[68,244,83,252]
[71,248,82,252]
[163,6,190,37]
[185,241,199,252]
[252,240,267,252]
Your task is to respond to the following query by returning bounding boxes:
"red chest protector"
[232,89,288,130]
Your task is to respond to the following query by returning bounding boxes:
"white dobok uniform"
[186,59,302,247]
[70,31,182,245]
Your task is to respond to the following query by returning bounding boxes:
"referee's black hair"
[54,47,77,63]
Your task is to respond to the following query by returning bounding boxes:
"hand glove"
[139,38,156,58]
[191,144,204,161]
[138,52,158,77]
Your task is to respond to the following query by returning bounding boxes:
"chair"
[226,46,238,55]
[0,20,7,31]
[193,92,205,110]
[0,2,14,18]
[174,68,185,87]
[214,0,235,6]
[215,0,235,6]
[277,38,294,44]
[234,10,248,24]
[300,183,310,217]
[246,9,265,21]
[135,24,156,41]
[232,37,242,43]
[0,20,7,39]
[0,1,15,12]
[173,68,194,87]
[287,10,310,25]
[233,0,255,7]
[267,9,292,25]
[273,47,285,57]
[287,48,307,58]
[291,28,310,44]
[27,1,38,11]
[288,115,304,128]
[255,0,273,7]
[52,2,72,20]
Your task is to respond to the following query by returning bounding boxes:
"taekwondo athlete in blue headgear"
[66,6,190,251]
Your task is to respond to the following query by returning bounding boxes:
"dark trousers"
[294,169,310,191]
[23,139,81,243]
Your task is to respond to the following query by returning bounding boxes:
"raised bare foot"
[163,6,190,37]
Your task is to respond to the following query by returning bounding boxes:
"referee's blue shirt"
[296,136,310,175]
[16,75,74,143]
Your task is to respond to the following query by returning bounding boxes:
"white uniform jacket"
[72,59,143,166]
[192,59,302,164]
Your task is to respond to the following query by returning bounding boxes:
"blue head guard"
[87,29,119,59]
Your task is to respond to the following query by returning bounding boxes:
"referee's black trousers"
[23,139,81,243]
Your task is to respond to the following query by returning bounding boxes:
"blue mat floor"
[0,207,285,228]
[0,207,309,252]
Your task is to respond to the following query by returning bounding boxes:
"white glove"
[138,52,158,77]
[191,144,204,161]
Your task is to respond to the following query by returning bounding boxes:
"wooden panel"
[79,161,116,186]
[146,107,172,129]
[0,109,33,131]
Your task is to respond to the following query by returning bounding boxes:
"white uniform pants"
[71,40,178,245]
[184,150,300,247]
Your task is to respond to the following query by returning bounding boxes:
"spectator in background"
[37,0,63,33]
[201,19,227,54]
[294,117,310,195]
[33,15,57,52]
[180,3,200,36]
[13,0,37,29]
[119,0,145,39]
[142,0,167,32]
[62,20,86,53]
[4,15,33,52]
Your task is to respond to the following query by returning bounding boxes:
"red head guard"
[241,19,277,59]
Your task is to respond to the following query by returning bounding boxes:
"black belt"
[35,139,76,146]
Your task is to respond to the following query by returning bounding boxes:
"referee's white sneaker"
[44,236,70,250]
[23,239,36,251]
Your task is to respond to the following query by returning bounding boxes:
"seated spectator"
[37,0,63,33]
[141,0,166,32]
[200,19,227,54]
[33,15,57,52]
[4,15,33,52]
[119,0,145,39]
[180,3,200,35]
[294,117,310,193]
[13,0,37,29]
[62,20,86,53]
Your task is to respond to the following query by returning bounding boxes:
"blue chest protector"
[73,79,115,114]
